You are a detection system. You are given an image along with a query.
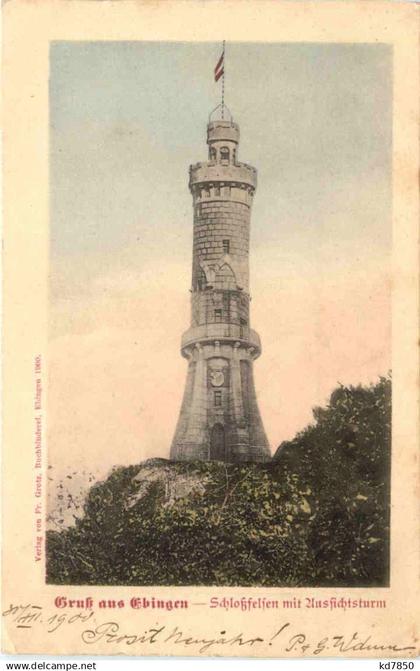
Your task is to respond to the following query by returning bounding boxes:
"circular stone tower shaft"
[170,118,270,462]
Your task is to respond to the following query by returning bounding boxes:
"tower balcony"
[189,161,257,192]
[181,323,262,358]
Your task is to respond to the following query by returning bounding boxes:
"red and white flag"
[214,51,224,82]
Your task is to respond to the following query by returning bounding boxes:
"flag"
[214,51,224,82]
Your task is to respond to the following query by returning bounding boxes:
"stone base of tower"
[170,336,271,463]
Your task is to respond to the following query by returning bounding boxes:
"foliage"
[47,376,391,586]
[273,375,391,586]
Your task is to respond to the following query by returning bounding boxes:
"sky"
[48,41,392,491]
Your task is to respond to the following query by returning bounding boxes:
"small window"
[209,147,217,162]
[222,239,230,254]
[220,147,230,165]
[214,390,222,407]
[214,309,222,322]
[215,184,221,196]
[232,148,237,164]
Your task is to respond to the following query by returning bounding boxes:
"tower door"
[210,423,226,461]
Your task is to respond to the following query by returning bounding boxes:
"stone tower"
[170,112,270,463]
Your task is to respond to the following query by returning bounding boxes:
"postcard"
[2,0,419,659]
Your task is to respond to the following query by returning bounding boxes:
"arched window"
[215,263,236,291]
[220,146,230,165]
[197,268,207,290]
[209,147,217,162]
[232,148,237,164]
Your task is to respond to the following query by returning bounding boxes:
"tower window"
[214,390,222,407]
[232,148,237,164]
[214,309,222,322]
[197,268,207,290]
[209,147,216,162]
[215,184,221,196]
[220,147,230,165]
[223,239,230,254]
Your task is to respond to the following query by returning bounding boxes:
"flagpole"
[221,40,225,119]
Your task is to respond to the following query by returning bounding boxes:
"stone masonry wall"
[192,199,250,291]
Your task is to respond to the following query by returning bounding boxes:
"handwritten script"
[2,604,417,656]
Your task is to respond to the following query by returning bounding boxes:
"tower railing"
[181,323,261,355]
